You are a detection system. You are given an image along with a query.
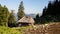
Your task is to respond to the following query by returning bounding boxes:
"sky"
[0,0,53,14]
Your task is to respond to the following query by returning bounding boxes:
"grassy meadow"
[0,26,33,34]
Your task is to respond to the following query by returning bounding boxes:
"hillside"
[0,22,60,34]
[23,22,60,34]
[40,0,60,23]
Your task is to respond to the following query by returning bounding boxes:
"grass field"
[0,22,60,34]
[0,26,33,34]
[0,26,22,34]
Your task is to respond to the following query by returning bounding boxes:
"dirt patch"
[23,22,60,34]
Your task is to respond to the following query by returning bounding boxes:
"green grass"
[0,26,33,34]
[0,26,23,34]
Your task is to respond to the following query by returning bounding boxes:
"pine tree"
[0,4,2,25]
[17,1,25,20]
[42,7,47,16]
[3,5,9,26]
[8,10,16,27]
[35,14,40,24]
[40,0,60,23]
[0,5,9,26]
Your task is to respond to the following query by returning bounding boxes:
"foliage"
[8,10,16,27]
[40,0,60,23]
[17,1,25,20]
[34,14,40,24]
[0,4,9,26]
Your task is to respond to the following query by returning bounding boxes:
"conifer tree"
[17,1,25,20]
[8,10,16,24]
[35,14,40,24]
[0,5,9,26]
[40,0,60,23]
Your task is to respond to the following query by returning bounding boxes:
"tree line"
[0,0,60,27]
[35,0,60,24]
[0,1,25,27]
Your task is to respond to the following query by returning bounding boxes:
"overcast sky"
[0,0,53,14]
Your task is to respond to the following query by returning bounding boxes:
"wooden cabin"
[17,16,35,26]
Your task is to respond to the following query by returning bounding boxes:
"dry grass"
[23,22,60,34]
